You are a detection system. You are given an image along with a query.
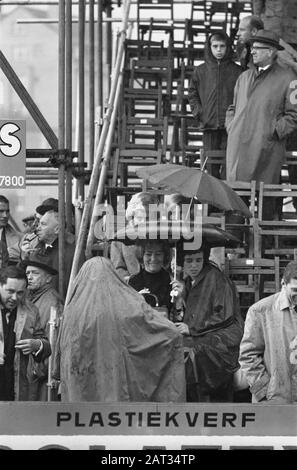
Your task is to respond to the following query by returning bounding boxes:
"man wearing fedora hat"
[9,200,77,298]
[23,252,63,401]
[226,29,297,216]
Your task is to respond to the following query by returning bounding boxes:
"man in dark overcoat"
[226,30,297,199]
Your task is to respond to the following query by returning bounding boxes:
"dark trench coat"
[0,300,51,400]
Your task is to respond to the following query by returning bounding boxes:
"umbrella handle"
[201,156,208,172]
[171,246,177,302]
[185,197,194,222]
[173,246,177,280]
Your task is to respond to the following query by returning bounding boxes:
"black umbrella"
[111,220,242,248]
[111,219,242,290]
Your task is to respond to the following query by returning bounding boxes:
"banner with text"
[0,120,26,189]
[0,403,296,450]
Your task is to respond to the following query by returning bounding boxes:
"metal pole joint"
[47,149,75,168]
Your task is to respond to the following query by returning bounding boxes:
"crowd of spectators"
[1,15,297,404]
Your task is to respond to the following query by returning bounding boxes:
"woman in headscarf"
[55,256,186,402]
[110,192,159,281]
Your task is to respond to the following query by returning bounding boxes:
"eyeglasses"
[251,46,271,51]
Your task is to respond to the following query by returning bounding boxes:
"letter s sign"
[0,120,26,189]
[0,122,21,157]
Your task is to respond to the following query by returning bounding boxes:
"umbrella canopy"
[136,164,251,218]
[111,220,242,248]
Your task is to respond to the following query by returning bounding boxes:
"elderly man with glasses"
[225,30,297,219]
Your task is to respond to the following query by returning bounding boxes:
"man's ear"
[281,279,286,287]
[45,274,52,285]
[54,222,60,235]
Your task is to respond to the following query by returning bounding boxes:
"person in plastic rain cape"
[54,256,186,402]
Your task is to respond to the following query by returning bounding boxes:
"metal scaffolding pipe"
[26,167,59,172]
[65,0,73,234]
[85,60,124,259]
[105,1,112,98]
[78,0,85,201]
[26,182,59,186]
[17,18,196,24]
[89,0,95,168]
[96,0,103,144]
[65,0,132,305]
[26,175,58,178]
[26,149,78,157]
[26,171,58,175]
[59,2,65,149]
[1,0,202,4]
[58,0,66,300]
[26,163,59,167]
[85,22,132,258]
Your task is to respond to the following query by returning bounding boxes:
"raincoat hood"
[204,31,234,64]
[188,32,242,130]
[59,257,186,402]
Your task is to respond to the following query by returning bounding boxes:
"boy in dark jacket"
[188,32,242,178]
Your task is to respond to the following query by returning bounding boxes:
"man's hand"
[15,339,41,355]
[21,238,36,254]
[175,322,190,336]
[225,104,235,132]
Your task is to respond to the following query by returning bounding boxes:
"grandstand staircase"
[68,1,297,311]
[93,1,297,306]
[108,0,252,196]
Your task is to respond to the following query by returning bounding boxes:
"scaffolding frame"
[0,0,114,297]
[0,0,253,299]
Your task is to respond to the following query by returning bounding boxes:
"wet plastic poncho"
[58,257,186,402]
[182,263,244,401]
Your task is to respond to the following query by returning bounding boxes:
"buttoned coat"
[27,285,63,400]
[239,289,297,404]
[226,61,297,183]
[0,299,51,400]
